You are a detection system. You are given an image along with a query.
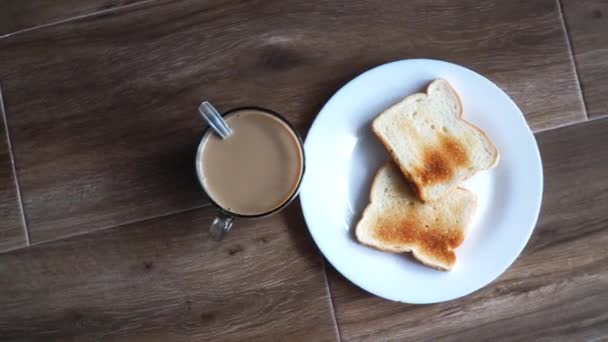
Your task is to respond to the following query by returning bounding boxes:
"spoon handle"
[198,101,232,139]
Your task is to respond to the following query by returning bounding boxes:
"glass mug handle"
[209,211,235,241]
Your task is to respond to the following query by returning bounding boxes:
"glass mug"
[195,105,305,240]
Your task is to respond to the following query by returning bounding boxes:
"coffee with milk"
[198,108,304,216]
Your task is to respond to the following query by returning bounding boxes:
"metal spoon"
[198,101,232,139]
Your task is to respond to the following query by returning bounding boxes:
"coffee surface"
[199,109,303,216]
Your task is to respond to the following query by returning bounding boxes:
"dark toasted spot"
[374,216,464,266]
[441,134,468,165]
[143,261,154,270]
[420,150,451,185]
[418,134,469,185]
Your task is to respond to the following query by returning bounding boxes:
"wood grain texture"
[0,0,585,244]
[327,117,608,341]
[0,203,338,341]
[0,87,27,252]
[0,0,148,36]
[562,0,608,117]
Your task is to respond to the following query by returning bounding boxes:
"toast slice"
[355,163,477,271]
[372,79,499,202]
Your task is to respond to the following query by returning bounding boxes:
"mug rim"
[195,106,306,219]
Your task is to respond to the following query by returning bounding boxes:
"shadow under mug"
[195,106,306,240]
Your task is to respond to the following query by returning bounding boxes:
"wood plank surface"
[0,204,339,341]
[0,0,148,36]
[0,87,27,252]
[562,0,608,118]
[0,0,585,245]
[326,117,608,341]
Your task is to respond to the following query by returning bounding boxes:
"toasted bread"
[355,162,477,271]
[372,79,499,202]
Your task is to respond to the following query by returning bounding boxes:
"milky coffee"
[198,109,303,216]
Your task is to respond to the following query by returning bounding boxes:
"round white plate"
[300,59,543,303]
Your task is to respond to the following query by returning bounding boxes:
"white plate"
[300,59,543,303]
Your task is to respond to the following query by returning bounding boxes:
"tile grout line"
[534,114,608,136]
[556,0,589,120]
[320,258,344,342]
[0,83,31,246]
[20,202,216,251]
[585,112,608,121]
[0,0,161,39]
[533,117,588,134]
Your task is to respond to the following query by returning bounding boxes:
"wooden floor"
[0,0,606,340]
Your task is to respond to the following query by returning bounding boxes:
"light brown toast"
[372,79,499,202]
[355,163,477,271]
